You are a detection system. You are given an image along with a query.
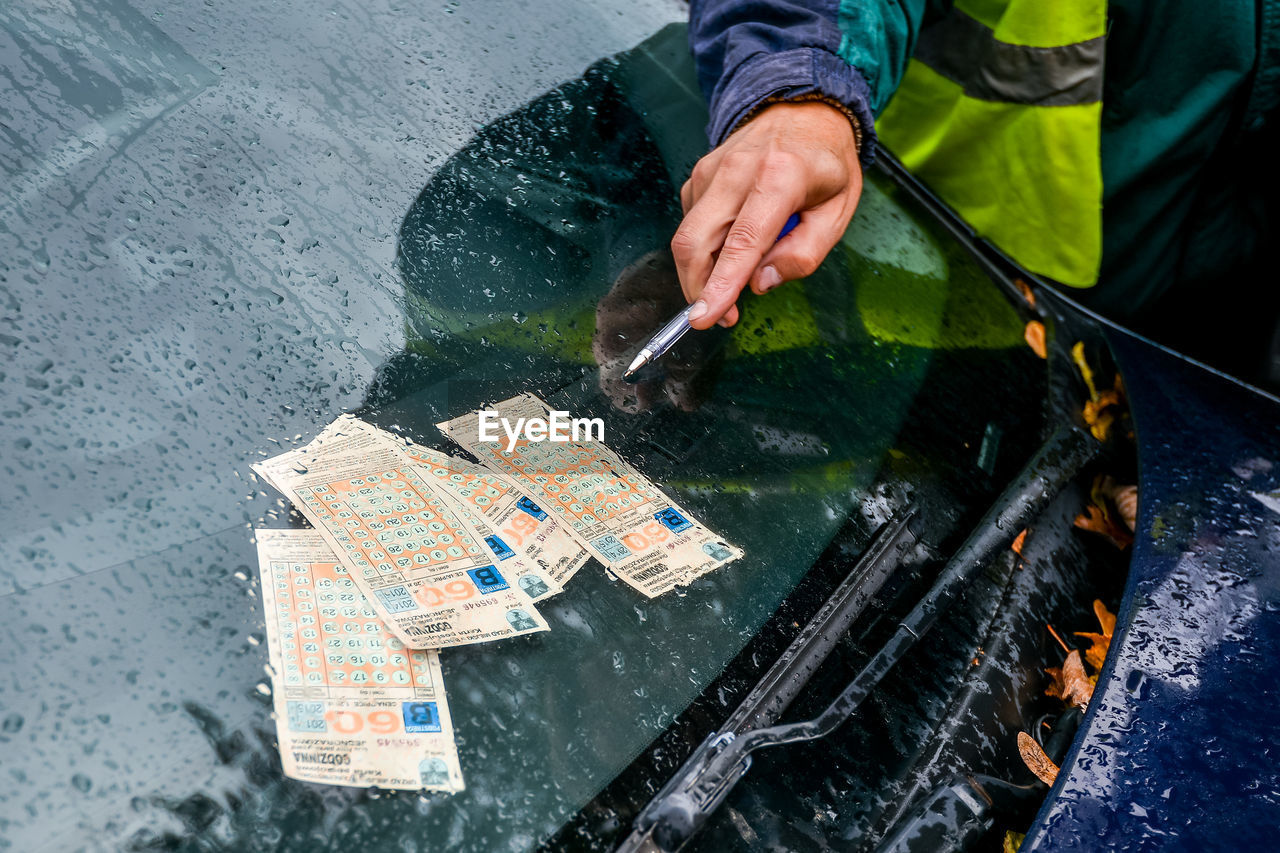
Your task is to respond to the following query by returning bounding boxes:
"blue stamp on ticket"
[593,534,631,561]
[467,565,509,594]
[654,507,693,533]
[402,701,442,733]
[484,534,515,561]
[401,696,442,732]
[516,496,547,520]
[374,586,418,613]
[287,701,327,733]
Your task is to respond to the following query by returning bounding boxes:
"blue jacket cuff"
[706,47,878,166]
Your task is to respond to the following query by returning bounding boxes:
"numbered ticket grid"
[261,435,549,648]
[255,530,464,792]
[402,440,591,588]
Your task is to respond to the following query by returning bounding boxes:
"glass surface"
[0,2,1042,851]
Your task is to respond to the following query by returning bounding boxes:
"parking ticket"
[415,479,563,604]
[254,529,464,791]
[437,394,742,597]
[253,417,549,648]
[402,440,591,591]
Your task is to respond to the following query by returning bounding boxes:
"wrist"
[703,47,877,165]
[732,96,862,158]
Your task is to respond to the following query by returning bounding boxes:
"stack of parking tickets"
[254,529,465,791]
[439,393,741,597]
[253,416,569,649]
[250,397,739,789]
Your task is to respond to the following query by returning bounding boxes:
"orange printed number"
[414,579,477,608]
[622,521,671,552]
[502,513,539,547]
[325,710,402,735]
[326,710,362,734]
[368,710,399,734]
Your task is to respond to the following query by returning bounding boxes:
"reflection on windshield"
[1,5,1039,852]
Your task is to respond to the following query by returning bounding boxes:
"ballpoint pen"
[622,212,801,381]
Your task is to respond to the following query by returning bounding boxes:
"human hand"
[593,249,721,413]
[672,100,862,329]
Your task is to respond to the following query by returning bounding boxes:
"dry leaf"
[1046,623,1071,654]
[1074,476,1134,549]
[1044,649,1094,709]
[1015,278,1036,308]
[1082,389,1124,442]
[1073,505,1132,549]
[1071,342,1127,441]
[1017,731,1059,785]
[1071,341,1099,401]
[1081,377,1128,443]
[1024,321,1047,359]
[1011,529,1028,556]
[1074,600,1116,671]
[1093,598,1116,636]
[1076,636,1108,671]
[1004,830,1026,853]
[1108,484,1138,532]
[1073,504,1107,536]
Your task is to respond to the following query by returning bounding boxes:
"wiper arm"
[620,425,1096,853]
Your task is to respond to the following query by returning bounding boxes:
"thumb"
[748,204,848,294]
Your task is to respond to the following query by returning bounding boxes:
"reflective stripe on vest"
[868,0,1107,287]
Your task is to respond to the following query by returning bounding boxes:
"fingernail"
[759,266,782,292]
[716,317,732,328]
[688,300,708,321]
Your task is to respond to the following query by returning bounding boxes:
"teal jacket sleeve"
[689,0,938,163]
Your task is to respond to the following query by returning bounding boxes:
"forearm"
[689,0,938,161]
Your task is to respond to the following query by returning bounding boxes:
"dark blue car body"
[1028,324,1280,850]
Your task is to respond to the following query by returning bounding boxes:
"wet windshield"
[1,2,1045,850]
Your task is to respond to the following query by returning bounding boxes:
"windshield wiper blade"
[719,508,921,736]
[619,425,1096,853]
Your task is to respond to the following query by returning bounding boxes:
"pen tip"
[622,353,648,383]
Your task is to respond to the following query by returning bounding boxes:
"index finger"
[690,190,798,329]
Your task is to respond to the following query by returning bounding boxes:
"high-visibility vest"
[873,0,1107,288]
